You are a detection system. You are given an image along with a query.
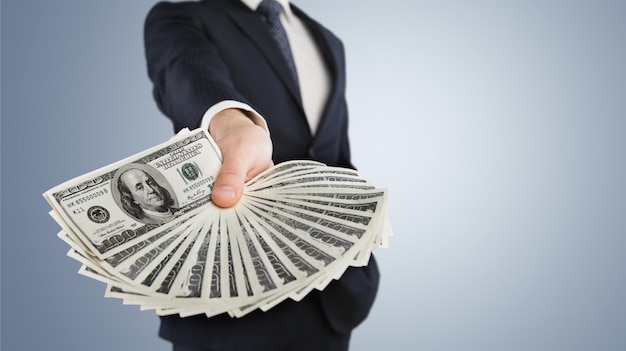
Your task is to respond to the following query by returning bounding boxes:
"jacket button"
[308,147,316,159]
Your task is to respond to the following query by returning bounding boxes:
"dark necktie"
[257,0,300,90]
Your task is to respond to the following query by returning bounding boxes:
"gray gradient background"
[2,0,625,350]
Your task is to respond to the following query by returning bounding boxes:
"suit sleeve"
[144,2,248,132]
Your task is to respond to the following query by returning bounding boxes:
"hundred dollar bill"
[245,160,326,189]
[48,130,393,318]
[44,129,222,259]
[246,166,363,192]
[234,205,303,286]
[242,203,339,270]
[231,209,281,296]
[247,173,370,193]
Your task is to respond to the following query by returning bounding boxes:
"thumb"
[211,160,246,208]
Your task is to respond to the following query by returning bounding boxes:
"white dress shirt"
[201,0,331,136]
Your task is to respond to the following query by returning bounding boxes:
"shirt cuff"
[200,100,270,134]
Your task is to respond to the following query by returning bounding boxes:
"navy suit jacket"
[145,0,380,347]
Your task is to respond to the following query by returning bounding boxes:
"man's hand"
[208,108,273,208]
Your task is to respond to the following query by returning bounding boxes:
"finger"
[211,160,246,208]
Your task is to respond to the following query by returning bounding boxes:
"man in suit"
[144,0,380,350]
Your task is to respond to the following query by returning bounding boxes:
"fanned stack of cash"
[44,128,391,318]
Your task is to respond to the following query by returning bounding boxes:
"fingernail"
[213,186,236,199]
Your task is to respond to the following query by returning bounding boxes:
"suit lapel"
[223,5,303,108]
[218,1,345,142]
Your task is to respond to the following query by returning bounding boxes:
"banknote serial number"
[66,188,109,210]
[75,189,109,204]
